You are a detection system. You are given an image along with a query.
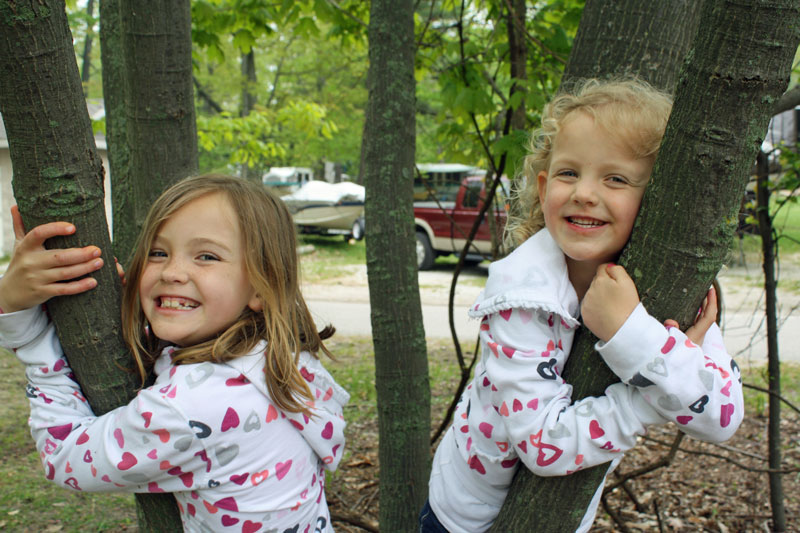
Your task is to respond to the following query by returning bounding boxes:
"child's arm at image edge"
[0,307,206,494]
[596,302,744,444]
[481,309,667,478]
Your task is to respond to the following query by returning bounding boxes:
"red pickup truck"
[413,176,508,269]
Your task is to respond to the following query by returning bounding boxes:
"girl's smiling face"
[537,112,653,281]
[139,192,262,347]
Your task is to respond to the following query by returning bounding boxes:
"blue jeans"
[419,499,450,533]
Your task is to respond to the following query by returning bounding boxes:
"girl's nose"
[571,177,599,205]
[160,259,189,283]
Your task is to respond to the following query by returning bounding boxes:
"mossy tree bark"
[491,1,800,530]
[0,2,189,530]
[362,0,431,530]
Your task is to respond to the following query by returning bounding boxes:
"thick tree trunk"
[99,0,134,264]
[562,0,702,92]
[1,3,188,530]
[492,1,800,530]
[363,0,431,530]
[119,0,197,254]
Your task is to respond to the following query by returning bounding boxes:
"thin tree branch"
[325,0,367,28]
[743,382,800,415]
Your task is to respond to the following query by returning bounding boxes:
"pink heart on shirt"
[499,309,512,321]
[221,408,240,432]
[243,521,262,533]
[117,452,137,471]
[321,421,334,440]
[276,460,292,480]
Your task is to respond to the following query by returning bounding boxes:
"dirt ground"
[317,259,800,533]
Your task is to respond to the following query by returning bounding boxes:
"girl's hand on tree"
[0,206,104,313]
[581,263,640,343]
[663,285,718,346]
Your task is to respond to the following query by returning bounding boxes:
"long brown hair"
[121,174,331,413]
[506,78,674,246]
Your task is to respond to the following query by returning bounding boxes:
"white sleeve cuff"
[595,302,669,382]
[0,306,49,349]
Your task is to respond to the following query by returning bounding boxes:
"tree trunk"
[240,49,260,184]
[363,0,431,530]
[492,1,800,530]
[99,0,134,264]
[562,0,702,92]
[0,2,184,530]
[756,150,786,532]
[80,0,95,95]
[119,0,197,255]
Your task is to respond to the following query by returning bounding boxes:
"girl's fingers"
[39,246,102,269]
[47,277,99,297]
[10,205,26,240]
[19,221,77,250]
[41,258,104,284]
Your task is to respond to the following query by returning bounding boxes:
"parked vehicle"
[413,176,508,269]
[281,180,365,241]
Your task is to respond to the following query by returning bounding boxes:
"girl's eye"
[148,250,167,259]
[556,170,577,179]
[198,253,220,262]
[608,176,628,185]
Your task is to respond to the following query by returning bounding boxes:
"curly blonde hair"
[506,78,673,246]
[121,174,331,414]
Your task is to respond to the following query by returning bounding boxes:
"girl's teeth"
[160,297,198,310]
[570,217,603,227]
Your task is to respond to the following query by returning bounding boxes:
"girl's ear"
[537,171,549,204]
[248,293,263,312]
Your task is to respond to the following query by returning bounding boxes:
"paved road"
[304,265,800,365]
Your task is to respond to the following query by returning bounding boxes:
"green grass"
[740,362,800,418]
[736,194,800,258]
[298,234,366,282]
[0,349,138,532]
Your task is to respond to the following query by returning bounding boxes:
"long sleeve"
[597,303,743,443]
[478,306,666,477]
[0,307,212,494]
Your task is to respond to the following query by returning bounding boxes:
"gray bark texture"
[491,0,800,530]
[562,0,702,93]
[118,0,198,258]
[363,0,432,530]
[0,2,186,530]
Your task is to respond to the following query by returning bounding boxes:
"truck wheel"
[416,231,435,270]
[348,217,365,241]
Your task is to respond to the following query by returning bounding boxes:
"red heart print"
[117,452,138,471]
[589,420,605,439]
[230,473,249,485]
[300,367,315,382]
[661,336,676,354]
[498,402,509,416]
[501,458,519,468]
[478,422,493,439]
[721,380,732,397]
[676,415,693,425]
[502,346,515,358]
[496,441,509,452]
[251,469,269,486]
[113,428,124,448]
[147,449,158,460]
[65,461,72,473]
[468,455,486,475]
[83,450,92,463]
[54,359,66,371]
[203,500,218,514]
[221,408,240,432]
[488,342,499,357]
[153,429,170,443]
[214,497,238,512]
[141,412,152,428]
[527,398,538,410]
[148,482,165,493]
[180,472,193,488]
[512,399,523,412]
[221,515,239,527]
[529,429,542,448]
[266,404,278,422]
[518,440,527,453]
[76,431,89,445]
[499,309,512,321]
[536,442,563,467]
[47,424,72,441]
[276,460,292,480]
[225,374,249,386]
[243,521,263,533]
[720,403,734,428]
[321,421,334,440]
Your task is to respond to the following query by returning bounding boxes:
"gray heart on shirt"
[185,363,214,388]
[215,444,239,466]
[698,369,714,391]
[548,423,572,439]
[647,357,668,377]
[657,394,683,411]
